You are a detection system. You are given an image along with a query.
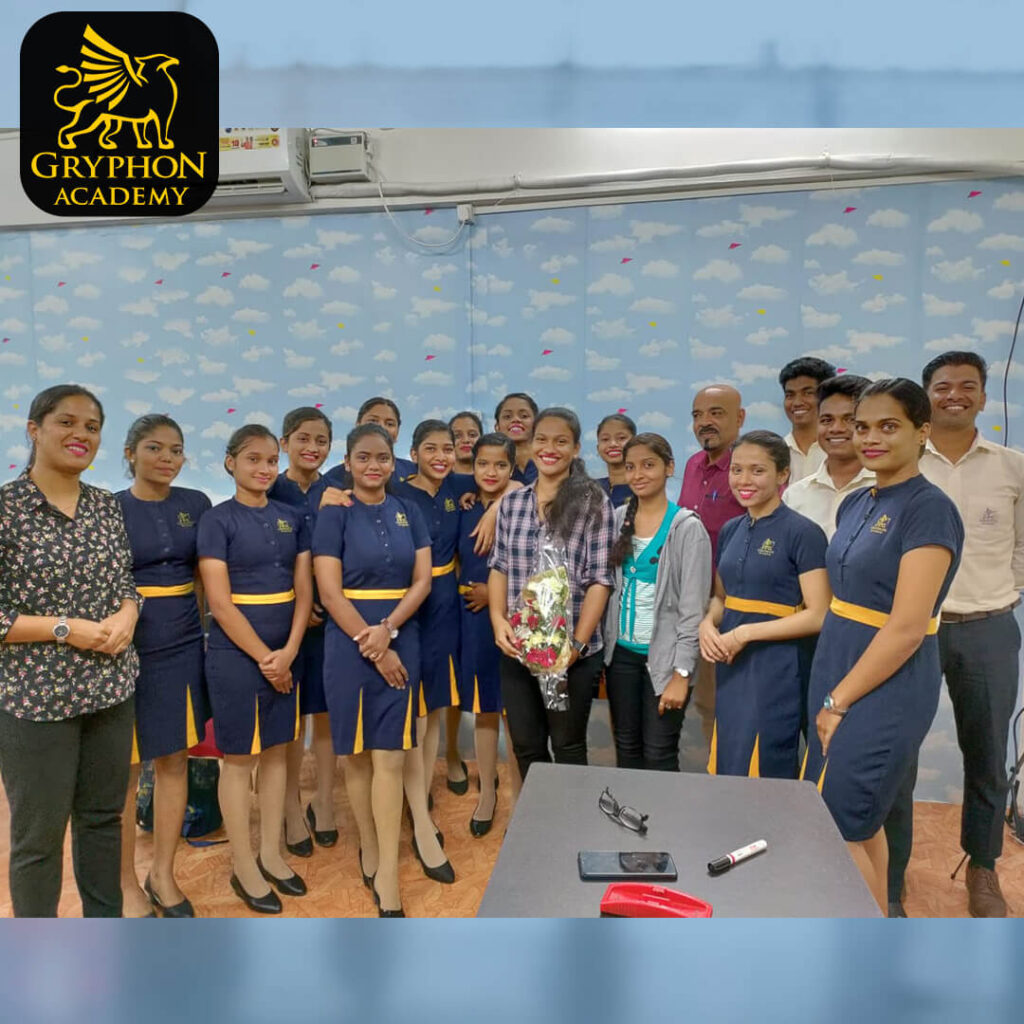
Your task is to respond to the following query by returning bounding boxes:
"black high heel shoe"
[144,874,195,918]
[305,803,339,847]
[372,883,405,917]
[358,849,376,892]
[230,873,282,914]
[446,760,469,795]
[411,834,455,884]
[469,814,494,838]
[257,856,307,897]
[284,819,314,859]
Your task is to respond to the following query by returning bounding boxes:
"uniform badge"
[979,507,998,526]
[177,510,194,528]
[276,518,293,533]
[444,497,456,513]
[757,538,775,556]
[870,514,891,535]
[395,512,409,527]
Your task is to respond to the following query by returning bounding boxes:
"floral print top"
[0,475,142,721]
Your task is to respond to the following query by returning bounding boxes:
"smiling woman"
[0,384,142,918]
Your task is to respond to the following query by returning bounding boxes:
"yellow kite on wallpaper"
[53,25,180,152]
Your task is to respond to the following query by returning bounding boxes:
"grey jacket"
[602,505,712,695]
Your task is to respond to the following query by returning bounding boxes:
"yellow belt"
[830,597,939,636]
[231,589,295,606]
[343,587,409,600]
[432,559,456,578]
[137,582,194,598]
[724,595,802,618]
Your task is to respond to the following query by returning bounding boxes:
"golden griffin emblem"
[52,24,179,150]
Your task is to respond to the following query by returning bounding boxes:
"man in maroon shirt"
[677,384,746,756]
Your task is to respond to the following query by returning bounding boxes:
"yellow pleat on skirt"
[130,724,140,766]
[418,682,428,719]
[448,656,459,707]
[707,720,718,775]
[747,734,760,778]
[402,688,414,749]
[293,683,301,742]
[472,676,481,715]
[249,697,262,755]
[352,689,364,755]
[185,687,199,749]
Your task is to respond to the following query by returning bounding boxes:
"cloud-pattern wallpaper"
[1,178,1022,802]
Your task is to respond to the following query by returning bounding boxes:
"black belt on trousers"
[940,598,1020,625]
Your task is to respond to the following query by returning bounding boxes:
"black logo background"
[20,11,219,217]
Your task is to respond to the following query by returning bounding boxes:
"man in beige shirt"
[886,351,1023,918]
[783,374,875,537]
[778,356,835,482]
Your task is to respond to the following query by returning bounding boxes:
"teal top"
[618,502,680,654]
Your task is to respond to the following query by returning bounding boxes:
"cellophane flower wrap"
[509,534,573,710]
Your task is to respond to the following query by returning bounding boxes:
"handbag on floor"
[135,757,223,838]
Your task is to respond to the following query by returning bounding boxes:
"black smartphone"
[577,850,678,882]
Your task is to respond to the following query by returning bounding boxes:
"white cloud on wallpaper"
[693,259,741,283]
[751,245,790,264]
[866,208,910,228]
[971,319,1014,343]
[375,246,397,265]
[529,365,573,382]
[73,284,101,300]
[0,287,26,304]
[629,297,675,314]
[690,338,726,359]
[412,226,455,246]
[852,249,905,266]
[331,340,365,356]
[321,301,360,316]
[739,205,796,228]
[474,274,514,294]
[809,270,857,295]
[641,259,680,278]
[737,284,786,302]
[411,296,457,316]
[35,295,68,314]
[586,351,621,371]
[196,251,235,266]
[198,356,226,375]
[283,349,316,369]
[745,401,785,421]
[589,234,636,254]
[525,290,576,312]
[242,345,273,361]
[630,221,683,244]
[423,333,456,352]
[994,192,1024,211]
[539,254,579,274]
[731,363,776,385]
[200,327,234,347]
[861,293,906,313]
[238,273,270,291]
[588,273,633,296]
[162,319,192,337]
[746,326,789,345]
[373,282,398,300]
[39,334,69,352]
[928,210,984,233]
[152,252,189,271]
[68,316,100,331]
[154,289,189,305]
[987,279,1024,299]
[287,386,325,399]
[283,278,322,299]
[540,327,575,346]
[806,224,857,248]
[802,305,842,328]
[923,333,978,352]
[627,373,675,394]
[697,305,742,328]
[591,205,623,220]
[931,257,984,282]
[696,220,744,239]
[232,308,270,323]
[316,230,362,248]
[121,233,155,249]
[530,217,575,234]
[422,263,458,281]
[155,347,189,366]
[638,339,678,356]
[320,371,366,389]
[0,352,27,366]
[637,411,674,430]
[846,330,905,353]
[227,239,272,259]
[287,320,325,340]
[591,319,634,339]
[922,294,966,316]
[124,369,160,384]
[805,345,852,363]
[196,286,233,306]
[978,233,1024,251]
[0,317,27,333]
[0,254,25,272]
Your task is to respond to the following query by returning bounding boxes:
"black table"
[478,763,881,917]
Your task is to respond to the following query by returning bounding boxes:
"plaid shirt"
[488,483,616,651]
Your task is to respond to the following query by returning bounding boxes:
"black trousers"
[885,610,1021,900]
[0,699,133,917]
[605,645,686,772]
[500,651,603,780]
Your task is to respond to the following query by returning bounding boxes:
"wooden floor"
[0,753,1021,918]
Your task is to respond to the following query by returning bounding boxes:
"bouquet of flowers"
[509,534,574,710]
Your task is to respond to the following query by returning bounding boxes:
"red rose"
[527,614,539,629]
[555,616,566,629]
[509,612,522,628]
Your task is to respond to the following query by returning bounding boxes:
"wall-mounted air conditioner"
[308,130,371,183]
[212,127,311,204]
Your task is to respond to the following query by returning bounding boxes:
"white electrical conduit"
[312,153,1024,203]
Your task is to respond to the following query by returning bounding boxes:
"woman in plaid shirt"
[487,407,615,780]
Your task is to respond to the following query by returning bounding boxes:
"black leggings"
[500,652,603,780]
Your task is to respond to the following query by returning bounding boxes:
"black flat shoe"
[305,803,339,847]
[446,760,469,795]
[230,874,282,914]
[358,848,376,892]
[469,815,494,838]
[257,856,307,897]
[144,874,195,918]
[372,884,405,917]
[411,834,455,884]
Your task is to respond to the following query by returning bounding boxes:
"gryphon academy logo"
[21,12,218,217]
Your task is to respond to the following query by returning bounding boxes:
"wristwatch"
[571,638,590,659]
[53,616,70,644]
[380,617,399,641]
[822,692,848,717]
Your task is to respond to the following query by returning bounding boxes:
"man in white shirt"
[778,356,835,482]
[886,351,1023,918]
[783,374,875,537]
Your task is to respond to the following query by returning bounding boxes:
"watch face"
[54,624,70,640]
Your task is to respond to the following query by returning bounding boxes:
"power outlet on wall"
[457,203,475,224]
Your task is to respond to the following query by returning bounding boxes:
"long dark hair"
[123,413,184,478]
[26,384,105,470]
[534,407,606,544]
[610,433,674,567]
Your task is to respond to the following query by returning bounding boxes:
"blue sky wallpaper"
[1,177,1022,800]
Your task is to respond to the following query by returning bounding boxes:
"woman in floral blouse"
[0,385,141,917]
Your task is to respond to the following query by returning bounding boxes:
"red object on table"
[599,883,713,918]
[188,718,223,759]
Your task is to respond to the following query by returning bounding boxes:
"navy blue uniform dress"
[313,496,431,754]
[117,487,211,763]
[268,473,329,716]
[711,504,828,779]
[803,476,963,841]
[456,502,502,714]
[393,477,462,717]
[596,477,633,508]
[511,460,537,485]
[197,499,310,756]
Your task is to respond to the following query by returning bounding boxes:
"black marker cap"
[707,856,732,876]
